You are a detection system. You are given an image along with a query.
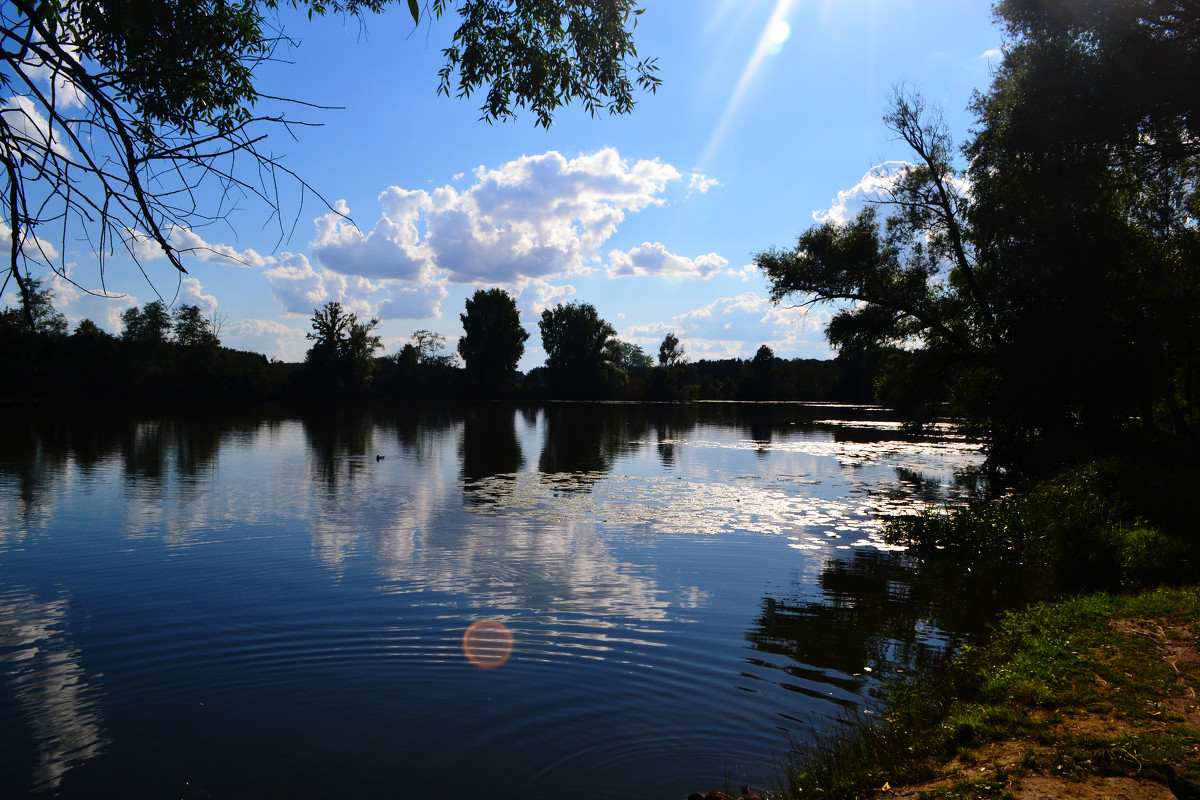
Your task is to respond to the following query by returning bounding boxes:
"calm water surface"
[1,403,997,799]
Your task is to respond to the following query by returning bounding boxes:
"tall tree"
[121,300,172,344]
[1,0,659,303]
[458,288,528,389]
[305,301,382,393]
[538,302,619,397]
[658,331,685,367]
[173,304,220,348]
[411,329,458,367]
[608,340,653,372]
[758,1,1200,472]
[0,275,66,335]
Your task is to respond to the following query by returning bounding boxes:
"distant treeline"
[0,319,885,405]
[1,285,892,406]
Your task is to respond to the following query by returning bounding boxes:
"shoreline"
[776,586,1200,800]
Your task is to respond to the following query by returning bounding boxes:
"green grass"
[776,587,1200,799]
[775,457,1200,799]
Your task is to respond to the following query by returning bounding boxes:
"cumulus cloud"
[170,226,272,268]
[178,277,218,314]
[813,161,910,225]
[227,318,310,361]
[311,194,432,281]
[729,263,761,282]
[264,252,332,314]
[815,162,972,228]
[606,242,727,280]
[264,248,441,321]
[514,278,576,316]
[375,281,448,320]
[312,148,683,288]
[1,96,70,159]
[0,221,59,260]
[21,41,88,110]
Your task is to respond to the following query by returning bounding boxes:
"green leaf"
[408,0,419,24]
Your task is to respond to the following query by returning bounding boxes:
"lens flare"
[462,620,514,669]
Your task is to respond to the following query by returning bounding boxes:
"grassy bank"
[777,457,1200,800]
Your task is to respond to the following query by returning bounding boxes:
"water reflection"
[0,402,991,799]
[537,405,649,490]
[747,547,1033,708]
[0,589,108,792]
[303,410,381,489]
[460,408,525,506]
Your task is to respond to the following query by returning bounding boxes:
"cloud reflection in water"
[0,589,108,792]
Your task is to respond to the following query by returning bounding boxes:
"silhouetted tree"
[4,0,659,310]
[458,288,528,393]
[121,301,172,344]
[658,331,685,366]
[538,302,621,397]
[0,276,67,335]
[305,301,382,394]
[173,304,220,348]
[411,329,458,368]
[608,339,653,372]
[758,41,1200,471]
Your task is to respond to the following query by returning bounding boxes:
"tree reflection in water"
[459,407,525,506]
[747,547,1038,708]
[537,404,649,491]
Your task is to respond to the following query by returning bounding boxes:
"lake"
[0,402,997,799]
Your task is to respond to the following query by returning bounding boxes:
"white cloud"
[264,249,443,322]
[648,292,833,361]
[21,41,88,110]
[226,318,309,361]
[513,279,576,316]
[311,194,432,281]
[178,277,218,314]
[127,225,271,269]
[606,242,728,280]
[813,161,910,225]
[375,281,448,320]
[264,253,331,314]
[1,96,70,159]
[313,148,683,288]
[980,48,1003,61]
[814,162,972,228]
[170,226,272,269]
[729,263,761,282]
[229,318,297,338]
[688,172,720,195]
[0,221,59,260]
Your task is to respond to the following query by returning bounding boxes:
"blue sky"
[9,0,1003,370]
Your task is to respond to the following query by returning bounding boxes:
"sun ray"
[699,0,799,171]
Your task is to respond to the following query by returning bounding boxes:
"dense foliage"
[303,301,383,395]
[756,0,1200,473]
[538,301,621,397]
[458,288,528,395]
